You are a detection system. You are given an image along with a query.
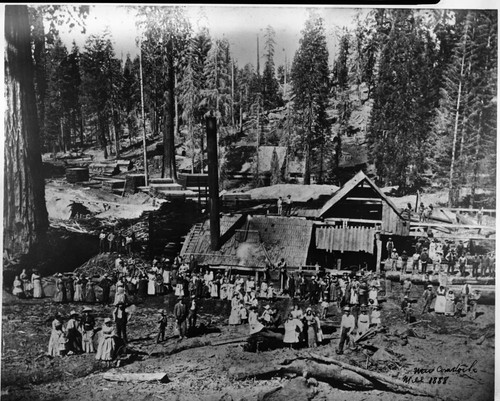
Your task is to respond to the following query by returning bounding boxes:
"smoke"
[236,243,258,266]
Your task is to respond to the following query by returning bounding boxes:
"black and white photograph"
[2,3,498,401]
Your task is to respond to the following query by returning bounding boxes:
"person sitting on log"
[336,306,355,355]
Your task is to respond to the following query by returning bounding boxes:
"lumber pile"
[123,174,146,194]
[101,179,126,191]
[66,167,89,183]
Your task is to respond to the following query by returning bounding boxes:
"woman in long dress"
[220,278,228,300]
[148,271,157,296]
[444,289,455,316]
[304,308,317,348]
[95,318,115,366]
[356,307,370,337]
[12,276,24,297]
[435,285,447,314]
[314,312,324,344]
[228,294,242,325]
[85,280,96,303]
[31,270,44,298]
[73,276,83,302]
[114,285,127,306]
[283,313,300,348]
[48,318,67,357]
[53,274,67,303]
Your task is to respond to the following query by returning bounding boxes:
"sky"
[58,5,364,69]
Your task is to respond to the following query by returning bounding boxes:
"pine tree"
[290,11,330,185]
[262,25,281,110]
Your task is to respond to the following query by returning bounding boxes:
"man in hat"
[421,284,435,315]
[174,297,187,340]
[66,310,82,354]
[99,274,112,305]
[401,295,413,323]
[188,295,198,331]
[337,306,355,354]
[113,302,128,344]
[156,309,168,343]
[285,194,292,216]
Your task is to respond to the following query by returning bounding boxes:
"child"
[239,301,248,324]
[157,309,168,343]
[320,298,329,319]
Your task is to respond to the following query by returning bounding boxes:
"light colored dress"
[283,319,300,344]
[48,320,66,357]
[12,278,23,297]
[73,279,83,302]
[315,316,324,343]
[174,282,184,297]
[435,287,447,314]
[445,291,455,316]
[370,310,381,326]
[357,313,370,336]
[260,282,268,298]
[95,324,115,361]
[31,273,44,298]
[228,297,241,325]
[148,273,156,296]
[54,278,66,302]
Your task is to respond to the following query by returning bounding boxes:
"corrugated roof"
[180,215,314,268]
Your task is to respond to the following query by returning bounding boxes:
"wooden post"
[376,232,382,274]
[206,115,220,251]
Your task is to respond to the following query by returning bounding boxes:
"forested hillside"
[4,5,497,257]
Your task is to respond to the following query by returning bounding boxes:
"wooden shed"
[310,171,410,272]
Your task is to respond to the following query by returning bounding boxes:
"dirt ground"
[1,282,495,401]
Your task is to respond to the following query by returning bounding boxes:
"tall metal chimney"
[206,114,220,251]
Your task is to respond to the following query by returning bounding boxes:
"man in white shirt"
[336,306,355,354]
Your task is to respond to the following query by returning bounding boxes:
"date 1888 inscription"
[402,360,478,385]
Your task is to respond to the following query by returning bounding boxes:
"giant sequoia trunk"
[4,5,49,257]
[162,39,177,181]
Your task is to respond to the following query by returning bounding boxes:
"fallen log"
[310,353,446,400]
[229,360,373,390]
[103,372,170,383]
[159,335,248,356]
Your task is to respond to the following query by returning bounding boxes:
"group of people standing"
[47,307,126,367]
[385,236,495,277]
[12,268,44,299]
[416,281,481,321]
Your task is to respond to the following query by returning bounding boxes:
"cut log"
[310,353,444,399]
[229,360,373,390]
[103,372,170,383]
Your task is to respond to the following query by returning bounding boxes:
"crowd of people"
[10,240,490,365]
[385,236,495,278]
[400,278,482,322]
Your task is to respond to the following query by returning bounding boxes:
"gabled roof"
[180,215,314,268]
[318,170,403,218]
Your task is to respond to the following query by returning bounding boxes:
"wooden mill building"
[180,171,410,274]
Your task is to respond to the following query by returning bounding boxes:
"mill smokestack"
[206,114,220,251]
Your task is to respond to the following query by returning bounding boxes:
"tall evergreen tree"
[262,25,281,110]
[290,11,330,184]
